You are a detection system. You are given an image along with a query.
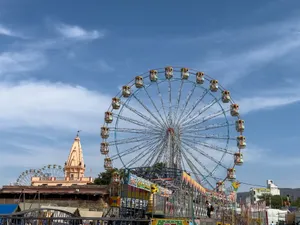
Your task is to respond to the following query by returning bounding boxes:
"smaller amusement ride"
[100,66,246,222]
[15,164,65,186]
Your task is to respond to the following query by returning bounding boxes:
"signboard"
[127,173,152,191]
[126,172,172,197]
[151,219,189,225]
[255,188,270,193]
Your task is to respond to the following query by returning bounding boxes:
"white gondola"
[149,70,158,82]
[227,168,236,181]
[230,104,239,116]
[101,127,109,139]
[234,152,243,165]
[104,158,112,170]
[217,181,225,192]
[165,66,173,79]
[235,119,245,132]
[222,90,231,103]
[237,135,246,149]
[196,72,205,84]
[181,68,189,80]
[112,97,120,110]
[100,142,109,155]
[135,76,144,88]
[105,112,113,123]
[122,85,131,97]
[210,80,218,92]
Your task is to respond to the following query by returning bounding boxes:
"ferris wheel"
[15,165,65,186]
[41,164,65,178]
[100,66,246,191]
[16,169,44,186]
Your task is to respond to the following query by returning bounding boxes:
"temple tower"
[64,131,86,180]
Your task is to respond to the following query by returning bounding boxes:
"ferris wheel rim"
[101,66,245,191]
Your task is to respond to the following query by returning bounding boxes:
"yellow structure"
[31,132,93,186]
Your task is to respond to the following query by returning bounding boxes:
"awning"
[0,204,19,215]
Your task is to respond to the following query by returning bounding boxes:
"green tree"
[258,194,288,209]
[94,168,125,185]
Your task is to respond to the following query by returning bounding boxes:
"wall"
[0,194,108,210]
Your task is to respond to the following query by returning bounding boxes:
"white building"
[250,180,280,203]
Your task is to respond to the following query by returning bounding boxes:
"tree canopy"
[258,194,292,209]
[94,168,124,185]
[93,163,167,185]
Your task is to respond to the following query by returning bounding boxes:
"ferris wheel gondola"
[100,66,246,191]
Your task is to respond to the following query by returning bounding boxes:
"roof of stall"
[0,204,19,215]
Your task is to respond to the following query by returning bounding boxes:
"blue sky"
[1,0,300,192]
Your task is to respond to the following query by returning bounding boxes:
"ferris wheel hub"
[167,128,175,135]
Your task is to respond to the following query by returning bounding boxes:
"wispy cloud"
[239,95,300,115]
[55,23,104,40]
[0,24,25,38]
[201,36,300,86]
[0,51,47,76]
[187,17,300,86]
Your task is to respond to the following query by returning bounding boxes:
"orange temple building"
[31,132,93,186]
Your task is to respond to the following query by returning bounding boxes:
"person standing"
[206,200,214,218]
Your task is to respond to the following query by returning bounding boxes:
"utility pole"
[22,189,25,211]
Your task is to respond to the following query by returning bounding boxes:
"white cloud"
[0,51,47,76]
[0,81,111,132]
[201,36,300,86]
[238,95,300,115]
[0,24,23,38]
[56,23,104,40]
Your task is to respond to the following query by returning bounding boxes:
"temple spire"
[64,131,85,180]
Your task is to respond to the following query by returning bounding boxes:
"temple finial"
[77,130,81,137]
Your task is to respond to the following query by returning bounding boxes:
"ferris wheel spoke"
[173,80,184,123]
[175,84,197,125]
[151,139,169,166]
[120,100,162,128]
[109,127,158,135]
[155,82,168,124]
[132,93,166,128]
[168,79,172,122]
[111,138,159,160]
[181,140,228,169]
[182,97,220,127]
[126,141,162,168]
[182,134,235,141]
[113,114,161,131]
[182,137,235,155]
[108,134,160,146]
[177,89,209,125]
[181,144,214,178]
[185,121,234,133]
[145,140,166,166]
[182,108,229,129]
[181,151,215,189]
[142,86,168,126]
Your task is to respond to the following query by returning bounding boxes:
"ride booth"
[120,172,172,218]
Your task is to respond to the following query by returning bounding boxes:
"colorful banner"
[151,219,189,225]
[127,173,152,191]
[182,172,206,193]
[121,184,150,200]
[126,173,172,197]
[232,181,240,192]
[109,196,120,207]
